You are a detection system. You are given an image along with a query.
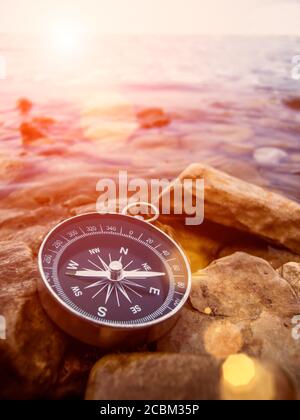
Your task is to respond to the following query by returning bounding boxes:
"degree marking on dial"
[175,291,184,295]
[138,233,143,240]
[79,227,85,235]
[165,258,176,263]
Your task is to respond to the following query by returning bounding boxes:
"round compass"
[38,212,191,348]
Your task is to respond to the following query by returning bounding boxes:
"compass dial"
[38,213,191,330]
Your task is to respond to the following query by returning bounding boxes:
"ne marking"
[165,258,176,263]
[100,224,104,233]
[154,244,161,249]
[60,235,68,241]
[138,233,143,240]
[175,291,184,295]
[79,227,85,234]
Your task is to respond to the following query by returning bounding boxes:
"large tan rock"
[0,241,67,399]
[85,353,220,400]
[172,164,300,254]
[158,253,300,397]
[278,262,300,297]
[219,243,300,269]
[52,342,103,400]
[190,252,299,319]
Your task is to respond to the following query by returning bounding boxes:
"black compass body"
[38,213,191,348]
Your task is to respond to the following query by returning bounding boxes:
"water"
[0,35,300,205]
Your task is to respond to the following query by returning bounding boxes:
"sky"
[1,0,300,35]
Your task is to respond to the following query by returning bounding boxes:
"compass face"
[39,213,191,329]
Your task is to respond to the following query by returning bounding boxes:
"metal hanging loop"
[121,201,160,223]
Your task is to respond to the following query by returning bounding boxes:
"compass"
[38,212,191,348]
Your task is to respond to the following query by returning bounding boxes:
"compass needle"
[123,271,166,279]
[66,269,110,279]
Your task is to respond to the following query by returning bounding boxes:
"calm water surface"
[0,35,300,204]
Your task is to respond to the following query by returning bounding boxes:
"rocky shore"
[0,161,300,400]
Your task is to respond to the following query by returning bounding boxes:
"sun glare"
[48,20,87,55]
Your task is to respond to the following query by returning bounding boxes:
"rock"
[171,163,300,254]
[137,108,171,129]
[52,341,103,400]
[32,117,55,128]
[20,122,43,144]
[158,253,300,397]
[191,252,299,318]
[283,97,300,111]
[253,147,288,166]
[157,305,217,355]
[17,98,33,115]
[278,262,300,297]
[0,241,67,399]
[85,353,220,400]
[0,240,103,400]
[0,224,54,256]
[219,243,300,269]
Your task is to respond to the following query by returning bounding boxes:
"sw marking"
[99,404,134,418]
